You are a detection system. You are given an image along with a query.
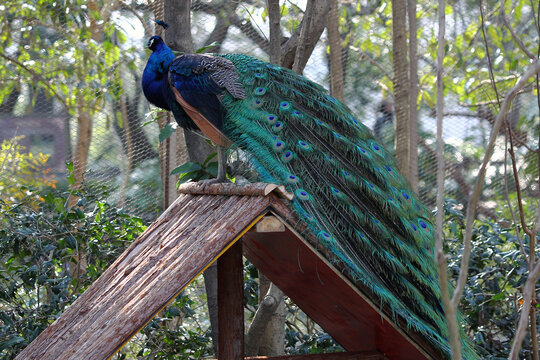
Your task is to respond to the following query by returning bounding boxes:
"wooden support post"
[218,240,244,359]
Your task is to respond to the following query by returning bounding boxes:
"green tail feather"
[217,54,478,359]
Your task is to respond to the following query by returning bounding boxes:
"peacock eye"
[148,38,154,48]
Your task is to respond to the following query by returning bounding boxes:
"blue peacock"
[142,34,478,359]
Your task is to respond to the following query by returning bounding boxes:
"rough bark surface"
[327,0,344,102]
[407,0,419,191]
[391,0,411,182]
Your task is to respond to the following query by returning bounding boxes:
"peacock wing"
[167,54,246,146]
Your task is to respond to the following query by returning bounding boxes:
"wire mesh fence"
[1,1,537,223]
[0,0,539,358]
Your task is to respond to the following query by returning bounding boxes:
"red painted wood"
[218,240,245,360]
[242,228,437,360]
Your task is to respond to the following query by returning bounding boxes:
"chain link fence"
[1,1,537,223]
[1,0,538,357]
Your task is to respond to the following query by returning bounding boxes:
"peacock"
[142,34,478,359]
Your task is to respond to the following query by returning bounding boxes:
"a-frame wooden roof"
[16,183,442,360]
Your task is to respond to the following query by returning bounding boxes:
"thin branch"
[500,0,536,59]
[503,137,529,261]
[0,52,69,111]
[434,0,462,358]
[506,122,539,153]
[459,84,535,107]
[231,17,270,53]
[467,74,519,93]
[418,137,498,220]
[120,2,152,37]
[349,46,392,79]
[454,59,540,308]
[507,128,535,241]
[509,256,540,359]
[442,111,478,118]
[532,0,540,37]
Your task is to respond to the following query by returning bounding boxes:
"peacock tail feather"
[215,54,478,360]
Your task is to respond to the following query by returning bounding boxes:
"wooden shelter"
[16,183,444,360]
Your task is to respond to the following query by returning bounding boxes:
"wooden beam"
[245,351,387,359]
[255,216,285,233]
[242,223,434,360]
[218,240,244,359]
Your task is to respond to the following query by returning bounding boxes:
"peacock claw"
[196,177,231,191]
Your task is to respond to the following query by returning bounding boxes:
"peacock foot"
[195,177,231,192]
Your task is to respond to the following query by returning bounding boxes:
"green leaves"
[196,42,221,53]
[171,153,219,186]
[444,200,536,358]
[170,162,203,176]
[158,122,177,142]
[0,180,147,358]
[0,0,133,115]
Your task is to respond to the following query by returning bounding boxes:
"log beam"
[218,240,245,359]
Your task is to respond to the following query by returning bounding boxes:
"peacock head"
[147,35,164,51]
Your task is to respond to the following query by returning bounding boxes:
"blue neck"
[142,42,175,110]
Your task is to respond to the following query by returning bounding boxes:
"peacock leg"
[216,145,226,182]
[196,145,228,189]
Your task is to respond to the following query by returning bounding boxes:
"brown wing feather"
[170,87,232,147]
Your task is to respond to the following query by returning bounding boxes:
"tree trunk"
[69,98,92,207]
[407,0,419,191]
[327,0,344,102]
[257,274,286,356]
[267,0,282,65]
[281,0,331,71]
[391,0,411,182]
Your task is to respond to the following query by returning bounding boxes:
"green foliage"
[0,137,56,208]
[0,180,146,359]
[132,326,213,360]
[128,292,213,359]
[443,199,539,359]
[158,122,178,142]
[0,0,134,115]
[172,153,219,186]
[286,332,343,355]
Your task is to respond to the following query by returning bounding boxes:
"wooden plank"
[245,351,387,359]
[242,225,438,360]
[178,182,294,200]
[16,193,271,360]
[218,240,244,360]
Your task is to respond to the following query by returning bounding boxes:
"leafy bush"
[0,182,146,359]
[0,137,56,208]
[444,199,539,359]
